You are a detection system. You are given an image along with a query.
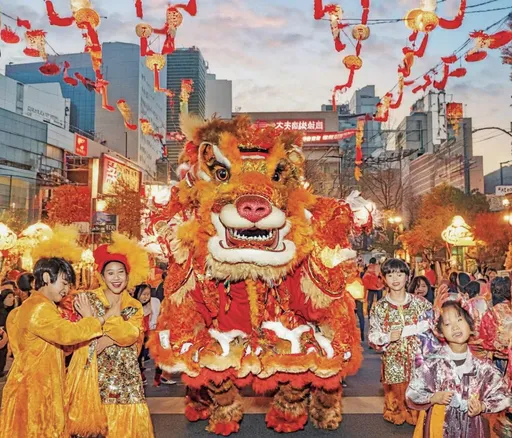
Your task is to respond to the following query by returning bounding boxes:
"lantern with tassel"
[352,24,370,41]
[136,23,153,56]
[1,26,21,44]
[24,30,48,61]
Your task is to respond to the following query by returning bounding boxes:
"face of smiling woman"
[102,261,128,295]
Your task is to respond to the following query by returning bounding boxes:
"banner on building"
[496,186,512,196]
[92,212,118,233]
[303,129,357,143]
[75,133,88,157]
[100,154,142,195]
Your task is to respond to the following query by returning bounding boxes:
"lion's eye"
[272,171,281,182]
[215,168,230,182]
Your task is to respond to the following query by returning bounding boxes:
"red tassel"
[433,64,449,90]
[390,90,403,110]
[464,51,487,62]
[439,0,466,30]
[135,0,143,18]
[84,23,101,52]
[154,65,160,91]
[45,1,75,26]
[17,18,31,30]
[313,0,325,19]
[99,80,115,112]
[140,37,149,56]
[332,68,356,109]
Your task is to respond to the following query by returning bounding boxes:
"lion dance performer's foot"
[266,383,309,433]
[310,386,343,430]
[206,380,243,436]
[185,387,211,422]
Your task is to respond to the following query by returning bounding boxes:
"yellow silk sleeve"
[103,311,142,347]
[29,302,102,346]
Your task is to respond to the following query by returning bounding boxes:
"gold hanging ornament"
[352,24,370,41]
[136,23,153,38]
[74,8,101,29]
[343,55,363,70]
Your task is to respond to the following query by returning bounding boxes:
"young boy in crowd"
[369,258,433,426]
[406,301,510,437]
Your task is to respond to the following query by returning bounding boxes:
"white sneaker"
[161,378,177,385]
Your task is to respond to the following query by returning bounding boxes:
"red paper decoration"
[1,26,21,44]
[63,61,79,86]
[23,30,48,61]
[446,102,464,134]
[144,1,197,56]
[17,18,31,30]
[117,100,138,130]
[39,63,61,76]
[464,51,487,62]
[45,0,75,26]
[135,0,143,18]
[438,0,466,30]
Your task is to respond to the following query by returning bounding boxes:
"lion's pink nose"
[236,195,272,223]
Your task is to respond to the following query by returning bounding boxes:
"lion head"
[155,115,326,283]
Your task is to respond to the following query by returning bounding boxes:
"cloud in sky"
[0,0,510,172]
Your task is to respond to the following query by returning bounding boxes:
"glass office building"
[6,54,97,136]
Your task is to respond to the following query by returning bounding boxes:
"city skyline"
[0,0,510,174]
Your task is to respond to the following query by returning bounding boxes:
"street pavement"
[0,323,416,437]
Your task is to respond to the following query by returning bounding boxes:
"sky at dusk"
[1,0,510,174]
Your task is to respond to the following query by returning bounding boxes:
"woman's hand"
[74,294,95,318]
[96,335,115,355]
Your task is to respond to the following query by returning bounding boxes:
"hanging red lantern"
[441,54,458,64]
[1,26,21,44]
[117,100,138,131]
[39,62,61,76]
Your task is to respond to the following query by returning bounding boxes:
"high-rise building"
[348,85,383,157]
[165,47,207,169]
[6,42,167,179]
[205,73,232,120]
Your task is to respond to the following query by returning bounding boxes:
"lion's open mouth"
[225,227,279,249]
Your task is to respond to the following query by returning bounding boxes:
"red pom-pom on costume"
[184,405,210,422]
[212,421,240,436]
[93,244,131,273]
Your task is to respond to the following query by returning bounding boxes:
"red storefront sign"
[75,133,88,156]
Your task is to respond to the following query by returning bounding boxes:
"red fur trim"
[266,407,308,433]
[212,421,240,436]
[184,405,209,422]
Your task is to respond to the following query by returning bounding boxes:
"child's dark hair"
[134,283,151,302]
[408,276,434,304]
[17,272,35,293]
[33,258,76,291]
[381,258,410,278]
[436,301,474,335]
[490,277,511,306]
[463,281,481,299]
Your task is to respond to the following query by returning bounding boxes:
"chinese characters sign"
[255,119,325,131]
[101,155,141,195]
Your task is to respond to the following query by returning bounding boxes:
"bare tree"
[360,159,403,212]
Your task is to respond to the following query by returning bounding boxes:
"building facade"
[205,73,232,120]
[6,43,166,178]
[0,73,112,222]
[166,47,207,168]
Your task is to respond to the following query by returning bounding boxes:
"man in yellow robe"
[0,257,104,438]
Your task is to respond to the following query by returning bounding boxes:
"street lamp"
[504,215,512,226]
[388,216,402,225]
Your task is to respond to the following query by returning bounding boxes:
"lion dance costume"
[148,116,373,434]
